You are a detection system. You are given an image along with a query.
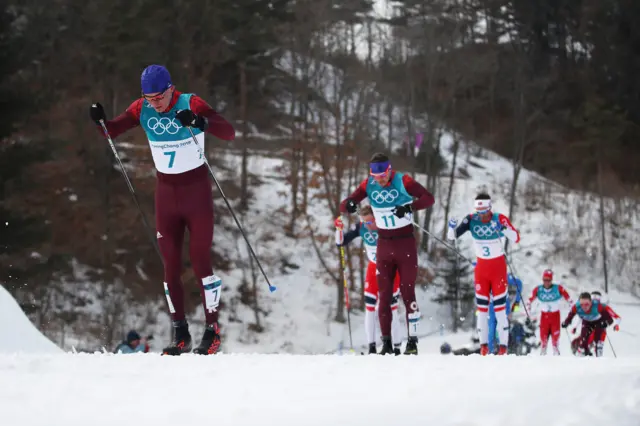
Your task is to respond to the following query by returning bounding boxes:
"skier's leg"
[395,236,419,339]
[550,311,561,355]
[594,327,606,357]
[490,257,509,352]
[391,290,402,347]
[539,313,549,354]
[488,310,497,353]
[183,177,219,326]
[375,238,397,340]
[474,260,491,350]
[364,261,378,346]
[156,180,186,322]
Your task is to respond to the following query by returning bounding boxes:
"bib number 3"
[482,246,490,256]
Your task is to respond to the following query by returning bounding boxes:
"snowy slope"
[0,353,639,426]
[0,285,61,354]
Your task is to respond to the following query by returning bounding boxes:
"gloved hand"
[490,220,504,232]
[571,327,577,334]
[334,217,344,230]
[345,199,357,214]
[448,218,457,229]
[525,318,533,328]
[561,320,570,328]
[392,204,412,218]
[175,109,207,131]
[90,103,106,124]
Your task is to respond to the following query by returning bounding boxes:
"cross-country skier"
[89,65,235,355]
[340,153,435,355]
[335,205,403,355]
[447,193,520,355]
[573,291,621,356]
[562,292,614,357]
[526,269,572,355]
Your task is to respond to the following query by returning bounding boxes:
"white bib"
[372,205,413,230]
[148,132,206,174]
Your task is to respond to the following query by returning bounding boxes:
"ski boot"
[403,337,418,355]
[393,343,402,356]
[193,323,222,355]
[497,345,508,355]
[378,337,394,355]
[540,345,548,356]
[480,344,489,356]
[162,320,192,356]
[595,342,604,358]
[552,345,560,356]
[368,343,377,354]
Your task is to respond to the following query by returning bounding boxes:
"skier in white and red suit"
[447,193,520,356]
[526,269,573,355]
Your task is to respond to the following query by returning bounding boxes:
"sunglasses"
[370,161,391,177]
[361,220,374,225]
[142,86,172,102]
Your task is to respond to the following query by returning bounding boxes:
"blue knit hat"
[141,65,172,95]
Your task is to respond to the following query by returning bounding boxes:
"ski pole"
[186,128,275,292]
[338,242,354,351]
[607,334,617,358]
[98,120,163,262]
[500,237,532,321]
[411,219,475,264]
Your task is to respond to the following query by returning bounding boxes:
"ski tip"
[269,285,277,293]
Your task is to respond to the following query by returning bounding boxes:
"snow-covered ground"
[0,352,639,426]
[0,285,61,354]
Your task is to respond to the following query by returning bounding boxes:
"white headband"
[474,199,492,212]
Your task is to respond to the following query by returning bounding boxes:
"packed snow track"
[0,353,639,426]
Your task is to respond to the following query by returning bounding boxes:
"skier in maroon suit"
[90,65,235,355]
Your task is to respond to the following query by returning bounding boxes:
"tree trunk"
[239,62,249,212]
[597,154,609,293]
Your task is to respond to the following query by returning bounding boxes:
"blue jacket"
[114,342,146,354]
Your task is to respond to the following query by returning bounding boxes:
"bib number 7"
[164,151,176,168]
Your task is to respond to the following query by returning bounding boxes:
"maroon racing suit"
[100,91,235,325]
[563,302,613,357]
[340,171,434,338]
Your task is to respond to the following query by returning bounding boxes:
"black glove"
[345,199,357,214]
[90,103,106,124]
[175,109,207,131]
[561,320,569,328]
[392,204,412,218]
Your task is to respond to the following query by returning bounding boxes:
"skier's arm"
[189,95,236,141]
[558,285,573,306]
[562,305,577,327]
[447,215,472,240]
[514,278,523,304]
[336,223,361,247]
[401,174,435,211]
[339,179,368,213]
[100,99,143,139]
[497,213,520,243]
[604,305,621,329]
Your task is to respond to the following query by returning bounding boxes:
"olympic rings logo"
[472,225,494,237]
[363,232,377,244]
[147,117,181,135]
[370,189,399,203]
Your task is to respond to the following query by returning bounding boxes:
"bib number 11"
[382,214,396,228]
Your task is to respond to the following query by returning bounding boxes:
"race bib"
[147,127,205,174]
[372,206,412,229]
[473,238,504,259]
